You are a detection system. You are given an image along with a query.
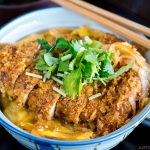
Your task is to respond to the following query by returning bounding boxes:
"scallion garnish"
[57,73,64,78]
[43,76,47,83]
[61,54,72,61]
[84,36,92,44]
[25,72,43,79]
[53,86,66,97]
[52,76,63,85]
[89,93,102,101]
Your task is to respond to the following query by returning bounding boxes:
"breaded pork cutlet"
[81,70,142,136]
[96,69,142,136]
[27,80,60,120]
[55,84,94,124]
[0,44,18,64]
[13,65,40,106]
[55,69,142,136]
[0,38,41,94]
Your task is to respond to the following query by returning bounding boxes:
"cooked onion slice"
[109,42,150,72]
[50,101,57,118]
[129,97,136,114]
[138,68,150,98]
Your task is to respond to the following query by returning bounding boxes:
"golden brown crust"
[27,80,60,120]
[0,44,18,64]
[99,33,123,44]
[55,69,142,136]
[13,65,40,106]
[0,40,40,93]
[81,70,142,136]
[0,57,27,93]
[55,84,93,124]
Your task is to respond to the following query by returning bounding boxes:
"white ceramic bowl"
[0,7,150,150]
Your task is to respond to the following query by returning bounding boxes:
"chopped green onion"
[98,78,107,86]
[79,40,83,45]
[44,71,51,80]
[64,71,69,74]
[69,58,76,70]
[43,76,47,82]
[25,72,42,79]
[52,76,63,85]
[61,54,72,61]
[57,73,64,77]
[92,78,98,80]
[37,44,41,50]
[53,86,66,97]
[62,50,70,56]
[84,36,92,44]
[83,82,87,86]
[79,47,86,51]
[89,93,101,101]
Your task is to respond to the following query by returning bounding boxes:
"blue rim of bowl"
[0,7,150,146]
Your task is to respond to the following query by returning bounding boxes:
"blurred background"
[0,0,150,150]
[0,0,150,27]
[86,0,150,27]
[0,0,56,27]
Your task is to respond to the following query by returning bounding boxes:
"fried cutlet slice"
[27,80,60,120]
[0,43,18,64]
[0,39,40,94]
[96,70,142,136]
[81,70,142,128]
[13,65,40,106]
[55,84,94,124]
[0,57,27,93]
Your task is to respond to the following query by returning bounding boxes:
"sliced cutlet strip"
[0,34,42,67]
[55,84,94,124]
[0,38,41,94]
[96,70,142,136]
[80,99,108,122]
[0,43,18,65]
[0,56,27,94]
[27,80,61,120]
[13,64,40,106]
[81,70,142,126]
[80,83,111,123]
[16,35,43,60]
[0,43,23,93]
